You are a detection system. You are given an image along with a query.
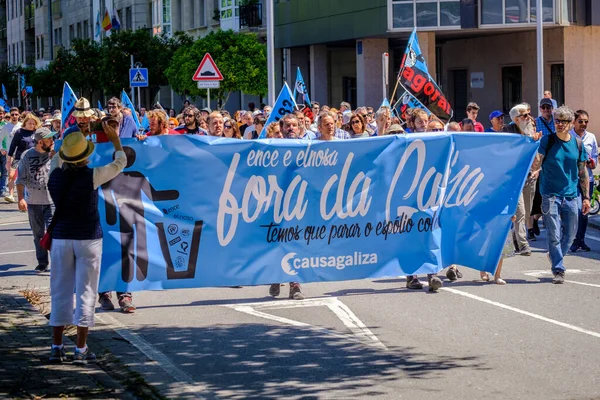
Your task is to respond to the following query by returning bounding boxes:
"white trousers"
[49,239,102,328]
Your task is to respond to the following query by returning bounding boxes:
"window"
[198,0,206,27]
[77,22,82,38]
[83,20,89,38]
[152,0,172,36]
[126,7,132,30]
[551,64,564,107]
[502,66,522,114]
[69,24,74,42]
[481,0,554,25]
[392,0,460,29]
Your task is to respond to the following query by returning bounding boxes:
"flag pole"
[389,74,402,109]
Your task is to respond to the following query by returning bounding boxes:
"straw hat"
[72,98,95,118]
[59,132,95,163]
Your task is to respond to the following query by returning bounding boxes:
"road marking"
[565,280,600,289]
[0,221,29,226]
[441,287,600,339]
[586,233,600,242]
[523,269,590,277]
[95,313,217,400]
[0,249,35,256]
[224,297,387,350]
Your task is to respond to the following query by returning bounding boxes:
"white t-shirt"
[0,122,17,152]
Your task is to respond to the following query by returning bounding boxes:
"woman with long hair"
[223,117,242,139]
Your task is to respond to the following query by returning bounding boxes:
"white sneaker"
[4,195,15,203]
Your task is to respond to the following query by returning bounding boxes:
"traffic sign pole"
[130,55,135,110]
[207,89,210,111]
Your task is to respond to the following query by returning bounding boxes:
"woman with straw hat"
[47,122,126,365]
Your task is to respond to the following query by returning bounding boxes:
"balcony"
[239,3,263,29]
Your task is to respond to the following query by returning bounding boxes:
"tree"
[99,30,192,101]
[166,30,267,107]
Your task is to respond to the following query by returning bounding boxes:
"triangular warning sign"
[192,53,224,81]
[132,70,147,83]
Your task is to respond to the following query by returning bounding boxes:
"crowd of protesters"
[1,88,596,364]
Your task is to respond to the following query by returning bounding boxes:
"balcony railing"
[239,3,262,29]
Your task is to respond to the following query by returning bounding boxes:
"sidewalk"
[0,289,131,399]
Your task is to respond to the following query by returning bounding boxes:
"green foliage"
[165,30,267,107]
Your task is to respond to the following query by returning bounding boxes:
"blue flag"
[97,100,103,111]
[258,82,297,139]
[61,82,78,134]
[398,28,453,122]
[141,114,150,132]
[111,9,121,30]
[292,67,311,106]
[2,84,7,101]
[0,98,8,111]
[380,98,390,108]
[120,90,141,131]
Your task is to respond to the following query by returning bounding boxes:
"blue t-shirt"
[538,133,587,198]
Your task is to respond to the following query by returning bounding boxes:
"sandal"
[480,271,490,282]
[494,278,506,285]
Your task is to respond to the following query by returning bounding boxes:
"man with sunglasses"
[16,127,56,272]
[570,110,597,253]
[174,106,207,135]
[1,108,20,202]
[536,98,555,137]
[530,106,590,284]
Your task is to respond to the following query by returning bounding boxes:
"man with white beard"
[503,104,541,256]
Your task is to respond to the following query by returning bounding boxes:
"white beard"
[518,120,535,137]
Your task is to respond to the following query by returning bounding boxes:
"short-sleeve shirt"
[536,116,555,137]
[538,133,587,198]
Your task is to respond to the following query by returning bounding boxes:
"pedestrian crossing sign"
[130,68,149,87]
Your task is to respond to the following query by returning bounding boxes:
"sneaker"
[445,267,457,281]
[98,293,115,310]
[118,295,136,313]
[428,274,443,292]
[288,283,305,300]
[269,283,281,297]
[72,348,97,365]
[579,242,591,252]
[552,272,565,284]
[49,346,66,363]
[527,229,536,241]
[569,242,579,253]
[34,264,49,273]
[406,276,423,290]
[455,268,463,279]
[519,247,532,256]
[494,278,507,285]
[533,219,541,236]
[4,195,15,203]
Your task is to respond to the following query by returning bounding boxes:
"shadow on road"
[108,322,487,398]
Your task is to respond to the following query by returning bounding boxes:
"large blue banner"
[80,133,538,292]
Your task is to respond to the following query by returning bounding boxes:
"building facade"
[1,0,266,111]
[274,0,600,133]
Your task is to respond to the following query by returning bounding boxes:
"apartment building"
[274,0,600,132]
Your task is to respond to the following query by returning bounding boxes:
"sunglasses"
[540,106,552,110]
[224,124,232,129]
[519,113,531,118]
[577,119,589,124]
[555,119,571,125]
[10,113,18,116]
[351,120,361,125]
[184,114,195,118]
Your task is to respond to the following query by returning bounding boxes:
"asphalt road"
[2,210,600,399]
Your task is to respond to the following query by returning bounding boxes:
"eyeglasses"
[224,125,232,129]
[351,120,361,125]
[555,119,571,125]
[577,119,589,124]
[359,114,367,118]
[540,106,552,110]
[184,114,195,118]
[518,113,531,119]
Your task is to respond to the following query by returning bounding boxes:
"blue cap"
[489,110,504,120]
